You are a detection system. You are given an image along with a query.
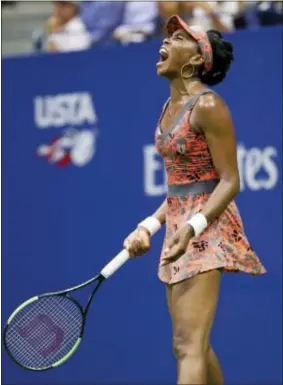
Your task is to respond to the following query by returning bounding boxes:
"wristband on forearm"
[186,213,208,237]
[138,216,162,236]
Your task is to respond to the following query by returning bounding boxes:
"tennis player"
[124,15,266,385]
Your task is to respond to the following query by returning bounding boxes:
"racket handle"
[100,222,161,279]
[101,249,130,279]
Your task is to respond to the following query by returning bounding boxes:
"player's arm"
[152,199,167,225]
[193,93,240,222]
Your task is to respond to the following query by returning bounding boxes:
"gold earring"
[181,64,195,79]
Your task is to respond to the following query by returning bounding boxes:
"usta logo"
[34,92,96,128]
[34,92,98,167]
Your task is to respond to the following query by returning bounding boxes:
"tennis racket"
[3,248,134,371]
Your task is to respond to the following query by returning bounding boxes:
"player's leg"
[166,271,223,385]
[207,345,224,385]
[166,269,222,384]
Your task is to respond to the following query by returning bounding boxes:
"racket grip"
[100,249,130,279]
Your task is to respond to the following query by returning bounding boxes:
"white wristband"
[187,213,208,237]
[138,216,162,236]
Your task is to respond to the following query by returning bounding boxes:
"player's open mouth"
[158,47,169,64]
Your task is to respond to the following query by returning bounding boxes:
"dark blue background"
[2,27,282,384]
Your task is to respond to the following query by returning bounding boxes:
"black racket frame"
[3,273,106,371]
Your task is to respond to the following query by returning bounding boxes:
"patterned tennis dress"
[156,90,266,285]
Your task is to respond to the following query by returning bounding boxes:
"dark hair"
[199,30,234,86]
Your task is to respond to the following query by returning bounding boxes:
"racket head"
[3,294,85,371]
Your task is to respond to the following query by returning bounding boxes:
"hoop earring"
[181,64,195,79]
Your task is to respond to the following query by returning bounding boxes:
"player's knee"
[173,332,209,360]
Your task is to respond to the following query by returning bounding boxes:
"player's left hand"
[163,223,194,262]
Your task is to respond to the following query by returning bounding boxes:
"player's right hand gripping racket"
[3,248,136,371]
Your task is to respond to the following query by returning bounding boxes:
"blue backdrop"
[2,27,282,384]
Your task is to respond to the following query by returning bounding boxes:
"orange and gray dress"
[155,90,266,285]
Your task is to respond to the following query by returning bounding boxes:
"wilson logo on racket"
[18,314,64,357]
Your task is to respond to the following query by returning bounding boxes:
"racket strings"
[5,296,83,369]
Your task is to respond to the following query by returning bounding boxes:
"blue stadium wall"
[2,26,282,384]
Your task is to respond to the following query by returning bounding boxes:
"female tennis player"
[123,15,266,385]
